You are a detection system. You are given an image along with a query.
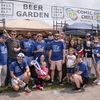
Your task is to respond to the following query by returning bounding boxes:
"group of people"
[0,30,99,93]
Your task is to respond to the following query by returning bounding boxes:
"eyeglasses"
[94,42,98,44]
[86,36,90,38]
[11,34,16,36]
[54,35,59,37]
[18,56,24,59]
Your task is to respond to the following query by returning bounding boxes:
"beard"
[26,37,31,39]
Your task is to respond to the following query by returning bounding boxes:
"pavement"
[0,84,100,100]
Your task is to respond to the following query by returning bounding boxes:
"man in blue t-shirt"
[70,54,90,92]
[0,34,7,87]
[44,32,54,56]
[48,33,65,85]
[20,31,35,66]
[10,53,31,93]
[32,33,48,63]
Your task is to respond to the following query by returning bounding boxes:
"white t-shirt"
[66,55,76,68]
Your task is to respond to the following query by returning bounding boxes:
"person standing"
[0,34,7,87]
[32,33,48,63]
[6,30,21,87]
[48,33,65,85]
[32,33,38,42]
[20,31,35,66]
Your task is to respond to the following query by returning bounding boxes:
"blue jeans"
[7,57,17,85]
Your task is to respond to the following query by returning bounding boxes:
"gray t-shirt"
[6,38,20,58]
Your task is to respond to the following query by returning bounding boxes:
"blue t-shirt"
[44,38,54,50]
[32,41,48,62]
[77,62,90,78]
[93,46,100,62]
[34,62,48,77]
[10,60,28,77]
[0,42,7,65]
[20,39,35,57]
[50,41,65,61]
[85,46,92,57]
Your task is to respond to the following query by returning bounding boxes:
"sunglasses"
[86,36,90,38]
[11,34,16,36]
[54,35,59,37]
[18,56,24,58]
[94,42,98,44]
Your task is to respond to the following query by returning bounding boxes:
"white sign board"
[0,1,100,26]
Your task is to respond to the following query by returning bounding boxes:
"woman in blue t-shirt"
[92,37,100,85]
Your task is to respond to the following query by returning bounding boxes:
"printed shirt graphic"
[0,42,7,65]
[10,60,28,77]
[50,41,65,61]
[66,55,76,68]
[20,39,35,57]
[32,41,48,62]
[92,46,100,62]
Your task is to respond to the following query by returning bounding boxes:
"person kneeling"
[10,53,31,93]
[32,61,50,90]
[70,54,90,92]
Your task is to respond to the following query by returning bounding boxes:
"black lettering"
[38,5,43,11]
[28,12,33,17]
[23,4,28,9]
[34,12,38,17]
[23,11,27,17]
[39,12,43,18]
[29,4,33,10]
[44,13,49,18]
[34,5,38,10]
[16,11,22,17]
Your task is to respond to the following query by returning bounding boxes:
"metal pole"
[2,18,5,34]
[56,20,57,33]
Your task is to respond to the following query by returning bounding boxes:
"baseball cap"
[86,33,90,36]
[48,32,53,35]
[1,34,7,38]
[37,33,42,37]
[17,53,24,58]
[32,33,37,36]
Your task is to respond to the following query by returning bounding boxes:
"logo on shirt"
[24,42,31,48]
[53,45,60,52]
[1,46,7,54]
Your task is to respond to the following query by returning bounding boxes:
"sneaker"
[81,84,85,88]
[93,79,98,83]
[48,81,54,85]
[97,80,100,85]
[32,84,36,89]
[72,87,81,92]
[59,81,63,85]
[63,76,67,81]
[24,86,31,93]
[40,87,43,91]
[8,84,11,88]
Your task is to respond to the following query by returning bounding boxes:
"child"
[32,61,50,90]
[76,38,84,58]
[66,48,76,85]
[85,41,92,75]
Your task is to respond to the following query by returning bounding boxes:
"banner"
[0,1,100,26]
[65,7,100,26]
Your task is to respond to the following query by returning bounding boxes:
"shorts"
[67,67,75,73]
[11,74,26,87]
[82,76,90,84]
[50,60,62,71]
[84,58,92,67]
[97,60,100,64]
[77,51,83,55]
